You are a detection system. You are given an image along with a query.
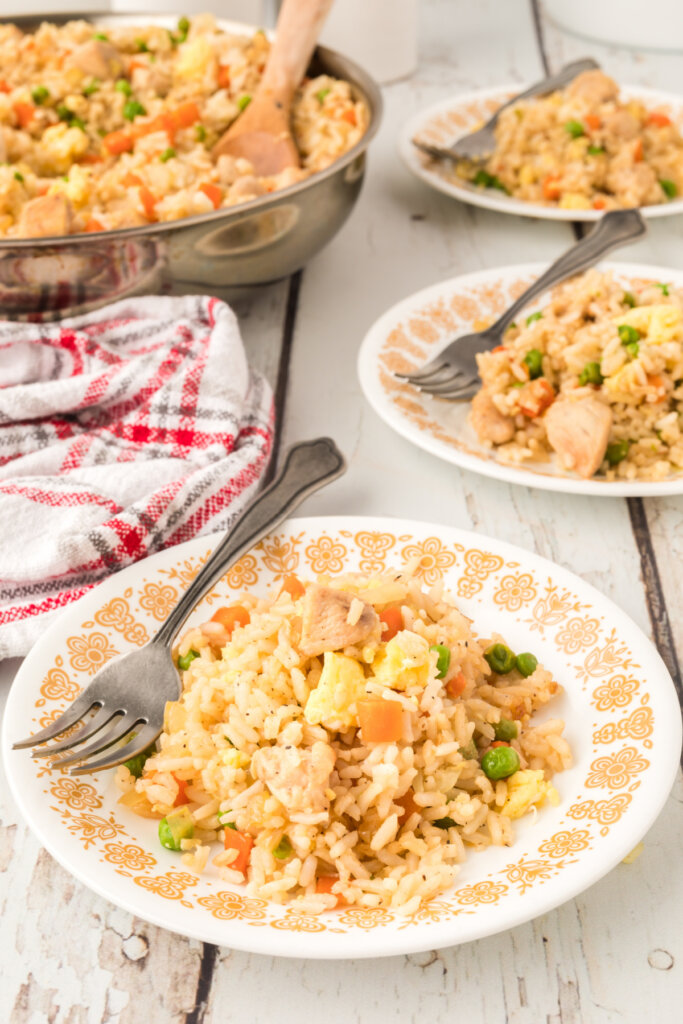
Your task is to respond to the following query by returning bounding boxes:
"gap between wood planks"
[529,0,683,731]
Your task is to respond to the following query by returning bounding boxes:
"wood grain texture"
[1,1,681,1021]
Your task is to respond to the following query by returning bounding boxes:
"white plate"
[3,517,681,958]
[399,84,683,221]
[358,261,683,497]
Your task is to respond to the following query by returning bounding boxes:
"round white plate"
[399,84,683,221]
[358,261,683,497]
[3,517,681,958]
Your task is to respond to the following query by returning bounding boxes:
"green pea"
[195,124,207,142]
[484,643,516,674]
[124,742,156,778]
[177,648,199,671]
[659,178,677,199]
[56,104,73,122]
[525,311,543,326]
[493,718,518,742]
[622,291,637,308]
[523,348,543,379]
[472,169,507,192]
[160,147,176,162]
[626,341,640,358]
[158,807,193,851]
[656,282,670,296]
[618,323,641,345]
[432,816,457,829]
[273,836,293,859]
[579,361,603,386]
[83,80,100,96]
[315,87,331,103]
[178,16,190,36]
[515,652,538,678]
[136,39,150,53]
[115,79,133,96]
[564,119,585,138]
[93,32,109,41]
[430,643,451,679]
[71,118,86,132]
[13,171,24,183]
[587,144,605,155]
[123,100,146,122]
[481,745,521,780]
[237,94,252,112]
[606,440,630,466]
[31,85,49,105]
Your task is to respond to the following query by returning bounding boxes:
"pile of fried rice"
[470,270,683,481]
[0,14,366,238]
[117,566,570,915]
[458,69,683,210]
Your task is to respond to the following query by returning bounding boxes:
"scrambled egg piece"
[175,36,217,84]
[501,769,559,819]
[559,192,591,210]
[370,630,431,691]
[603,360,643,401]
[304,652,366,731]
[615,304,682,344]
[39,123,89,174]
[221,748,250,769]
[48,164,92,208]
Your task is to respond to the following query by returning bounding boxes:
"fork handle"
[153,438,346,647]
[493,209,647,335]
[484,58,600,130]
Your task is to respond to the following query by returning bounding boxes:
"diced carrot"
[223,828,253,875]
[492,345,506,354]
[542,174,561,201]
[103,130,133,155]
[280,575,305,600]
[315,875,348,908]
[122,172,143,188]
[172,776,190,806]
[340,108,357,125]
[584,113,601,131]
[79,153,104,165]
[13,102,35,129]
[172,102,201,130]
[0,80,11,94]
[139,186,158,220]
[357,698,404,743]
[211,604,250,633]
[446,671,467,699]
[200,182,222,209]
[217,65,231,89]
[129,58,146,74]
[84,218,105,232]
[593,197,607,210]
[647,111,671,128]
[491,741,510,749]
[395,790,420,825]
[379,606,403,642]
[518,378,555,418]
[633,138,644,162]
[647,373,667,401]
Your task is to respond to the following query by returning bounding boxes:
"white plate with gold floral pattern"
[358,261,683,497]
[400,85,683,221]
[3,517,681,958]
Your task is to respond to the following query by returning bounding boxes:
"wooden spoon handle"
[261,0,335,101]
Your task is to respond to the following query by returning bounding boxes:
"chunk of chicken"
[566,70,619,105]
[602,110,640,142]
[68,39,123,80]
[251,741,336,815]
[300,585,379,658]
[18,194,72,238]
[469,389,515,444]
[606,162,658,204]
[545,395,612,478]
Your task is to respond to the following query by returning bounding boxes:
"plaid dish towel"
[0,295,273,658]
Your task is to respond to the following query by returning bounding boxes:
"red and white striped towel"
[0,295,273,658]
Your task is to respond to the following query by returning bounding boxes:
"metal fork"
[395,209,647,400]
[12,437,346,774]
[412,58,600,163]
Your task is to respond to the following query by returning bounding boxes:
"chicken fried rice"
[458,70,683,211]
[116,567,570,915]
[0,15,367,238]
[470,269,683,481]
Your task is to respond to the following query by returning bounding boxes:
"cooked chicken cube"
[566,70,619,105]
[251,741,336,815]
[545,395,612,478]
[18,194,72,238]
[68,39,123,80]
[300,585,379,658]
[469,389,515,444]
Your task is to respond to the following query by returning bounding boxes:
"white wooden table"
[1,1,682,1020]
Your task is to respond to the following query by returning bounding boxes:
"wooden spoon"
[212,0,335,175]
